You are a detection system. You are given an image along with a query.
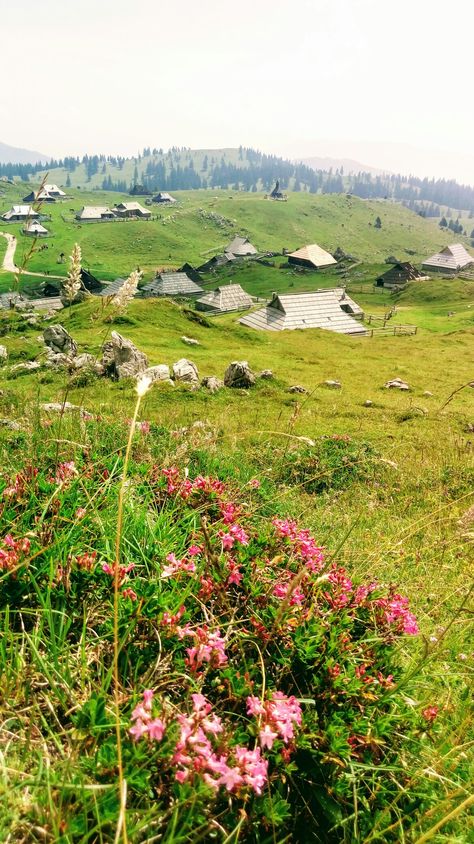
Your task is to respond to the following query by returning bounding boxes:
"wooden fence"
[363,324,417,337]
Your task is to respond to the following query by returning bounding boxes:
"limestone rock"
[11,360,41,373]
[224,360,255,388]
[45,351,72,369]
[384,378,410,391]
[323,379,342,389]
[364,400,373,407]
[101,331,148,380]
[43,324,78,357]
[172,358,200,384]
[288,385,308,394]
[70,353,105,375]
[202,375,224,393]
[181,335,200,346]
[143,364,171,384]
[423,390,433,397]
[40,401,93,419]
[259,369,273,379]
[0,418,22,431]
[0,345,8,363]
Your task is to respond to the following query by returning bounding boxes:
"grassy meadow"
[0,186,473,842]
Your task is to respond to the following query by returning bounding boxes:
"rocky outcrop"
[70,353,105,375]
[40,401,93,419]
[224,361,255,389]
[143,364,171,384]
[101,332,148,380]
[384,378,410,391]
[11,360,41,373]
[288,385,308,394]
[323,379,342,389]
[43,324,77,357]
[202,375,224,393]
[172,358,200,384]
[259,369,273,379]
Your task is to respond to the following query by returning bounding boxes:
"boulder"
[70,353,105,375]
[423,390,433,397]
[172,358,200,384]
[143,364,171,384]
[181,335,200,346]
[11,360,41,373]
[101,331,148,380]
[40,401,93,419]
[384,378,410,391]
[363,400,373,407]
[259,369,273,379]
[288,385,308,394]
[224,360,255,389]
[0,345,8,364]
[202,375,224,393]
[45,351,72,369]
[0,418,22,431]
[323,379,342,389]
[43,324,77,357]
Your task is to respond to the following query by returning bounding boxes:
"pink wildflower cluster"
[74,551,96,572]
[54,461,78,485]
[422,705,439,722]
[102,560,135,585]
[3,465,38,498]
[162,467,225,500]
[161,551,197,579]
[218,523,249,550]
[375,593,419,636]
[0,534,31,572]
[179,625,228,672]
[247,692,303,750]
[272,518,325,573]
[130,690,268,796]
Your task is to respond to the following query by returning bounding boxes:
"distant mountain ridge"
[0,140,49,165]
[299,156,389,177]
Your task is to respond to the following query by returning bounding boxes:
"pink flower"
[129,719,149,741]
[75,507,87,519]
[187,544,202,556]
[147,718,166,740]
[122,587,137,601]
[217,765,244,791]
[55,461,78,485]
[249,478,261,489]
[259,724,278,749]
[422,705,439,722]
[247,696,265,717]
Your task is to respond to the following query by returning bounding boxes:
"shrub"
[274,435,378,494]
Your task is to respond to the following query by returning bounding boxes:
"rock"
[364,400,373,407]
[40,401,93,419]
[224,361,255,389]
[0,418,22,431]
[142,364,171,384]
[26,317,39,327]
[0,345,8,363]
[288,385,308,394]
[11,360,41,373]
[384,378,410,391]
[181,335,200,346]
[202,375,224,393]
[70,353,105,375]
[43,324,77,357]
[45,351,72,369]
[259,369,273,379]
[423,390,433,397]
[101,331,148,380]
[323,379,342,389]
[172,358,200,384]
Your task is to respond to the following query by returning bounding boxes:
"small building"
[98,277,137,298]
[113,202,151,219]
[239,288,365,335]
[22,220,49,237]
[76,206,116,221]
[267,180,287,201]
[376,262,428,288]
[152,192,177,204]
[196,283,253,314]
[197,253,233,273]
[225,235,258,258]
[422,243,474,274]
[288,244,337,270]
[177,262,202,284]
[23,184,66,203]
[141,272,204,298]
[2,205,39,222]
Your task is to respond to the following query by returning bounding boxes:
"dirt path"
[0,231,65,279]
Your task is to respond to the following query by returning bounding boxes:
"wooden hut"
[422,244,474,274]
[376,262,428,288]
[287,244,337,270]
[239,288,365,335]
[196,283,253,314]
[113,202,151,219]
[225,236,258,258]
[141,272,203,298]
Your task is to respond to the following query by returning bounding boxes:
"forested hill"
[1,145,474,214]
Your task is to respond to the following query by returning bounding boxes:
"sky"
[1,0,474,184]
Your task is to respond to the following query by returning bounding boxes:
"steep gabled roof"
[76,206,116,220]
[23,220,49,234]
[98,277,132,297]
[422,243,474,271]
[142,273,203,297]
[239,289,365,334]
[376,262,426,284]
[153,192,176,203]
[44,184,66,196]
[2,205,39,220]
[196,283,253,313]
[225,236,258,257]
[114,202,151,215]
[288,244,337,268]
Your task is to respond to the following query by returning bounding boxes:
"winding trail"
[0,231,65,279]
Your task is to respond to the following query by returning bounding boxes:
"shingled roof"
[98,277,131,297]
[142,273,203,298]
[196,283,253,313]
[225,236,258,257]
[239,289,365,335]
[376,262,427,287]
[422,244,474,273]
[288,244,337,269]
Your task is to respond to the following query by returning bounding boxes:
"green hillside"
[0,182,460,285]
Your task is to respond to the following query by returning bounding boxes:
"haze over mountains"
[0,140,49,165]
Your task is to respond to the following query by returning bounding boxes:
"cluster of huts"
[76,202,152,221]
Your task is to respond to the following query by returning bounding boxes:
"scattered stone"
[26,317,39,328]
[143,364,171,384]
[364,400,373,407]
[70,353,105,375]
[0,345,8,363]
[323,379,342,389]
[45,351,73,369]
[224,361,255,389]
[181,335,200,346]
[172,358,200,384]
[0,418,22,431]
[288,385,308,394]
[259,369,273,379]
[40,401,93,419]
[423,390,433,397]
[202,375,224,393]
[43,324,78,357]
[11,360,41,373]
[384,378,410,391]
[101,331,148,380]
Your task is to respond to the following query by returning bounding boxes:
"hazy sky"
[1,0,473,183]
